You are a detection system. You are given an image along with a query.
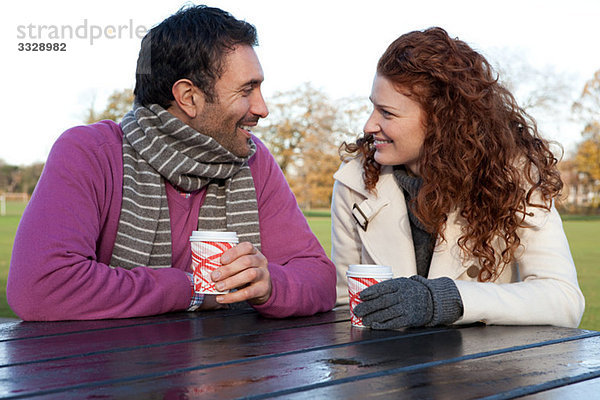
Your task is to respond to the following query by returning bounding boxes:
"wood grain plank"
[6,325,595,399]
[273,334,600,399]
[0,309,347,366]
[0,310,245,341]
[520,376,600,399]
[0,320,399,398]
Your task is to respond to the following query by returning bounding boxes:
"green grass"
[307,217,332,257]
[563,219,600,331]
[0,201,26,320]
[560,214,600,222]
[2,202,599,330]
[303,209,333,218]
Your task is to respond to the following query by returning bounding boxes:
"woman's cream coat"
[332,158,585,327]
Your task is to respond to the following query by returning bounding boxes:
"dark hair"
[134,5,258,108]
[340,27,563,282]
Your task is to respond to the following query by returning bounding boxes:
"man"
[7,5,336,320]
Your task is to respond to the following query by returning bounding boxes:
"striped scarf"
[110,103,261,270]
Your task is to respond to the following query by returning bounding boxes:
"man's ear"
[171,79,204,119]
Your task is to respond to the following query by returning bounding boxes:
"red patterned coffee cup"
[347,264,393,327]
[190,231,239,294]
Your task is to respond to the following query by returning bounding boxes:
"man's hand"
[210,242,272,305]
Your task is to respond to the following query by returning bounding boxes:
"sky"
[2,0,600,166]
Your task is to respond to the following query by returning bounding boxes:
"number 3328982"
[18,43,66,51]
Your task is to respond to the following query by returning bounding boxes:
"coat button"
[466,265,479,278]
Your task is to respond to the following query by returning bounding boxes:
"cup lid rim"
[189,230,239,242]
[346,264,393,276]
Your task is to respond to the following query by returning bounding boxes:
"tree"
[492,51,576,128]
[572,69,600,183]
[573,69,600,139]
[0,160,44,195]
[85,89,134,124]
[254,83,368,209]
[0,161,19,192]
[16,163,45,195]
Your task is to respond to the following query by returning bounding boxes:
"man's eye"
[241,87,254,96]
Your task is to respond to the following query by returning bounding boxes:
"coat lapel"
[428,210,469,280]
[335,161,418,277]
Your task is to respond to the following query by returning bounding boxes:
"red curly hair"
[340,27,563,281]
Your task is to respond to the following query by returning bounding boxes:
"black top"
[393,166,435,278]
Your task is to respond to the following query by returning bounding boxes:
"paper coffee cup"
[346,264,393,327]
[189,231,239,294]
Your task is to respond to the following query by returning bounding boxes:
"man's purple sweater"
[7,120,336,321]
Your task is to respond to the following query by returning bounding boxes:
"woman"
[332,27,584,329]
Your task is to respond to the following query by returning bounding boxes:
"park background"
[1,0,599,328]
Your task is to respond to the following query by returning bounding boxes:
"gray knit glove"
[353,275,463,330]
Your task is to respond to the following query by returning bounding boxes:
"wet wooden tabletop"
[1,307,599,399]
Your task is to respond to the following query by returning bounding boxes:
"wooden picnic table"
[1,306,599,399]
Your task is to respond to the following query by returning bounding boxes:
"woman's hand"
[354,277,433,329]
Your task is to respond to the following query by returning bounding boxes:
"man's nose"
[251,91,269,118]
